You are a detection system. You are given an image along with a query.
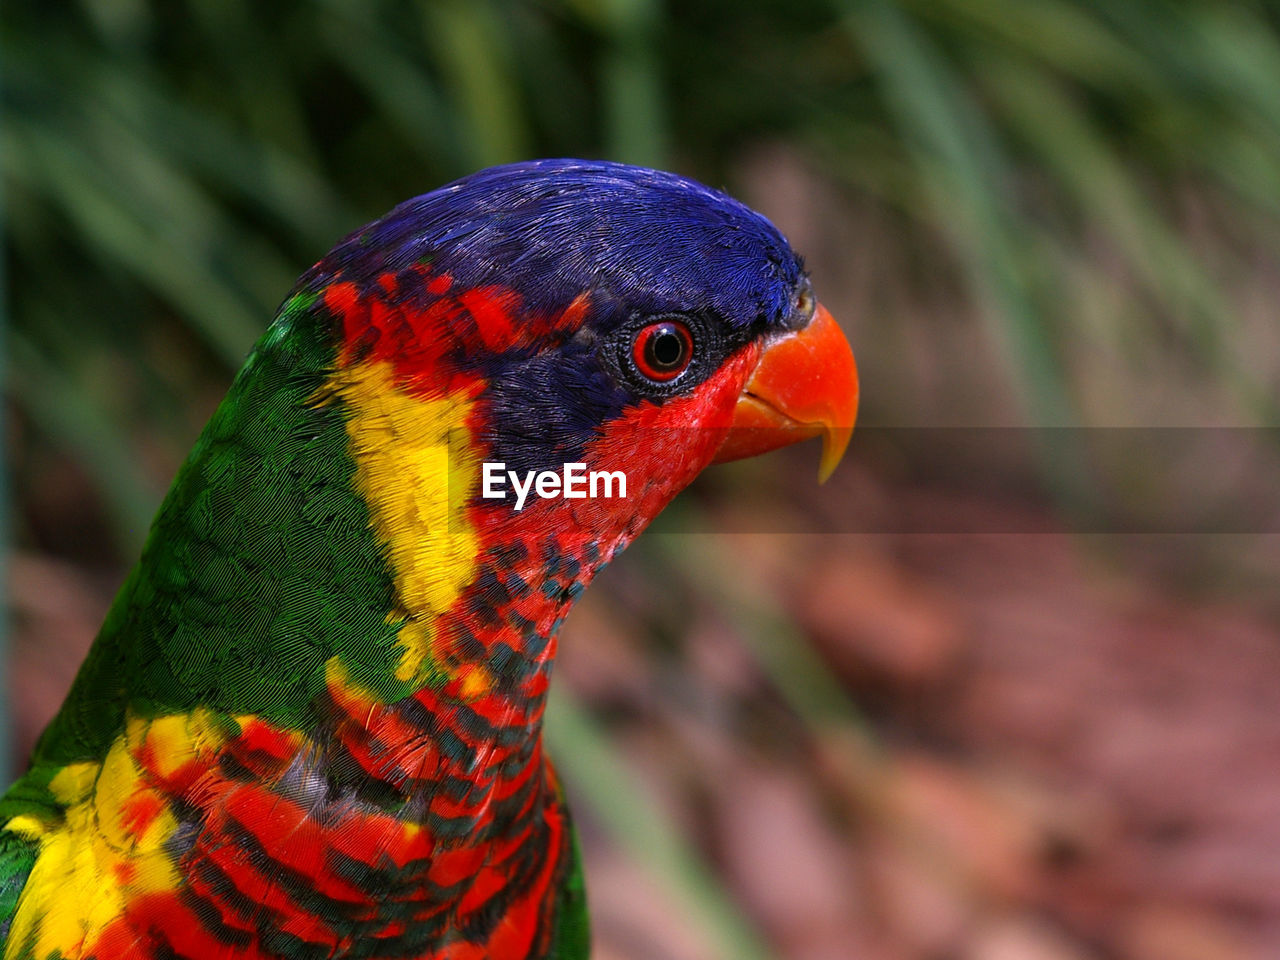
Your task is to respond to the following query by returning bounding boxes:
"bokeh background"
[5,1,1280,958]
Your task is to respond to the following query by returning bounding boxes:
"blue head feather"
[309,158,803,333]
[303,159,808,475]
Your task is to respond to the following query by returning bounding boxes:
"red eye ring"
[632,320,694,382]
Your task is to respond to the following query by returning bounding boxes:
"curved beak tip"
[817,424,854,484]
[714,302,859,481]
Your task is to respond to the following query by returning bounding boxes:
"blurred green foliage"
[6,1,1280,956]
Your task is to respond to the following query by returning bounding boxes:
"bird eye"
[632,320,693,382]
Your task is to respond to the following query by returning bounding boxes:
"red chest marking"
[89,690,568,960]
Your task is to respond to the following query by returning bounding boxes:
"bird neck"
[316,343,631,700]
[37,292,631,765]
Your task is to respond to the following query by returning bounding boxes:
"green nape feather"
[34,293,417,771]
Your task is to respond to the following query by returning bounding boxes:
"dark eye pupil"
[647,327,685,368]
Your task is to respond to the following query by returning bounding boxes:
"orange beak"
[712,303,858,482]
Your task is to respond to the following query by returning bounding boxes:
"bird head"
[302,160,857,561]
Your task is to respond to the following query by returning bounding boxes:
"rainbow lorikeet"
[0,160,857,959]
